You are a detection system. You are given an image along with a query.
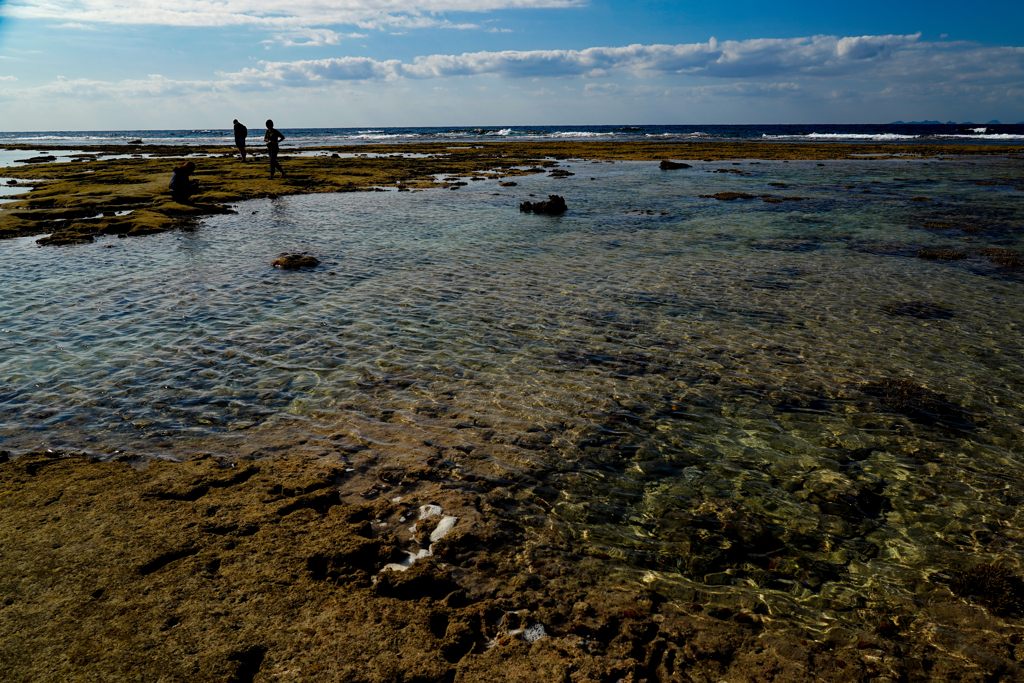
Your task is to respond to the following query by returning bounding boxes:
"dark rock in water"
[499,181,517,187]
[659,160,692,170]
[36,223,96,246]
[520,195,567,215]
[5,179,17,186]
[980,248,1024,269]
[861,379,972,428]
[548,169,574,177]
[700,192,760,201]
[36,233,95,246]
[762,196,807,203]
[917,249,967,261]
[128,139,143,145]
[330,153,340,159]
[272,254,320,270]
[949,564,1024,616]
[881,301,954,319]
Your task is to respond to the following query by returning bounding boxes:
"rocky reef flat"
[2,140,1021,246]
[4,142,1024,682]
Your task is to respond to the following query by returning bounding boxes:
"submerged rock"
[849,241,920,257]
[519,195,567,215]
[980,248,1024,269]
[699,192,761,201]
[762,196,807,203]
[861,378,972,428]
[659,160,692,170]
[949,564,1024,616]
[272,254,320,270]
[917,249,967,261]
[881,301,955,319]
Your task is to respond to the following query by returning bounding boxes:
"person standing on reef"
[169,161,199,203]
[264,119,286,179]
[233,119,248,162]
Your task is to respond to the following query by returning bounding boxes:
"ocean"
[2,123,1024,146]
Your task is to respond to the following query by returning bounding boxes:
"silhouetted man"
[264,119,286,179]
[233,119,248,162]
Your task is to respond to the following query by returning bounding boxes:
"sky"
[0,0,1022,130]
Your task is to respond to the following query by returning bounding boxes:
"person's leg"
[269,150,276,178]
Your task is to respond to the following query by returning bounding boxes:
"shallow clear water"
[2,156,1023,635]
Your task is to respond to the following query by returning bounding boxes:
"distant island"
[889,120,1004,125]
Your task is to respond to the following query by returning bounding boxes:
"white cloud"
[1,0,582,30]
[218,34,1023,87]
[0,76,18,81]
[583,83,621,93]
[4,34,1022,119]
[271,28,367,47]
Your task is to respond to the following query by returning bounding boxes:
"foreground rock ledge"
[2,451,1020,683]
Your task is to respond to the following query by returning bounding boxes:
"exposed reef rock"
[519,195,567,215]
[659,160,691,170]
[272,254,320,270]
